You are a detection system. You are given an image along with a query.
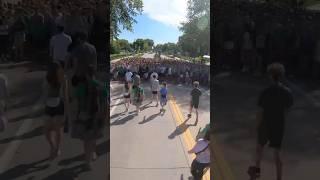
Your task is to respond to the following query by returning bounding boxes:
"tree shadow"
[110,102,125,108]
[42,164,89,180]
[110,111,126,120]
[0,126,43,144]
[138,112,161,124]
[8,108,44,122]
[0,158,50,179]
[58,141,108,166]
[168,118,196,139]
[110,115,135,126]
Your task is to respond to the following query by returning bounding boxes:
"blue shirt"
[160,87,167,98]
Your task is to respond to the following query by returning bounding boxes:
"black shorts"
[257,123,284,149]
[45,101,64,117]
[124,94,130,99]
[190,101,199,109]
[152,91,158,95]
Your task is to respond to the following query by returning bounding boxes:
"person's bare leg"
[84,140,92,167]
[92,140,97,161]
[255,144,263,169]
[195,108,199,125]
[54,118,64,156]
[44,120,55,158]
[274,149,282,180]
[45,128,55,156]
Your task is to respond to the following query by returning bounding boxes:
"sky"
[118,0,188,45]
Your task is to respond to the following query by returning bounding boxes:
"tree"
[178,0,210,57]
[110,0,143,40]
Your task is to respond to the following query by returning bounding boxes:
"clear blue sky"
[118,14,183,45]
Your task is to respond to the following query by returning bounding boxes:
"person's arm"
[188,143,197,154]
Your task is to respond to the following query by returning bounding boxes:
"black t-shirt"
[191,88,202,104]
[258,83,294,128]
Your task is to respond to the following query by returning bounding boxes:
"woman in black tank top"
[43,62,65,160]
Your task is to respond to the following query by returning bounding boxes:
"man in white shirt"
[150,74,160,106]
[50,26,72,69]
[125,71,133,88]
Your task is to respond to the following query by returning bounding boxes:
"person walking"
[188,81,202,124]
[0,72,8,132]
[188,129,210,180]
[125,70,133,89]
[150,74,160,106]
[72,66,104,170]
[248,63,294,180]
[42,62,65,159]
[159,82,168,113]
[123,82,131,112]
[131,81,144,115]
[49,25,72,69]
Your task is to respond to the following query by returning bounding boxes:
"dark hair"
[267,63,285,82]
[162,82,167,87]
[77,31,87,41]
[46,62,61,88]
[57,25,64,33]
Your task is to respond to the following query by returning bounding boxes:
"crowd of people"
[214,0,320,80]
[111,57,210,87]
[0,0,107,68]
[0,0,108,171]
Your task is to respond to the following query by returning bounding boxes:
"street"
[213,72,320,180]
[110,78,210,180]
[0,65,107,180]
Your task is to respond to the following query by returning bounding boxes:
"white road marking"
[110,99,121,116]
[0,119,34,173]
[0,87,44,173]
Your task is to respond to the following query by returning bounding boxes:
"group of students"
[120,64,209,180]
[111,57,210,87]
[0,27,107,171]
[122,72,168,115]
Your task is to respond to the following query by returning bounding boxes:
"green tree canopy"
[178,0,210,57]
[110,0,143,40]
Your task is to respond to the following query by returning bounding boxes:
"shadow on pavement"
[42,164,89,180]
[110,102,125,108]
[58,141,108,166]
[140,101,154,111]
[110,115,135,126]
[0,126,43,144]
[0,158,50,179]
[168,118,196,139]
[138,112,161,124]
[110,111,126,119]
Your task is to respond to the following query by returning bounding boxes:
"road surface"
[0,65,107,180]
[110,78,210,180]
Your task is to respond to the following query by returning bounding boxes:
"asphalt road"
[110,79,210,180]
[0,65,107,180]
[213,72,320,180]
